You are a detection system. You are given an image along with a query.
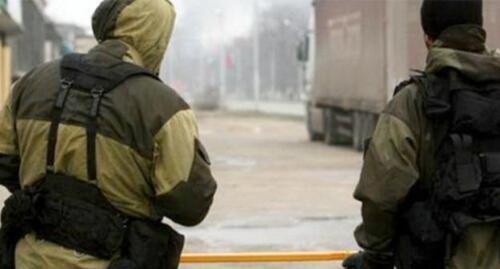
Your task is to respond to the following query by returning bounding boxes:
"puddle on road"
[180,215,360,252]
[213,156,257,168]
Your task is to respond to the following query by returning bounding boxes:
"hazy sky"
[46,0,266,46]
[46,0,101,30]
[46,0,308,48]
[45,0,304,27]
[46,0,190,30]
[46,0,252,41]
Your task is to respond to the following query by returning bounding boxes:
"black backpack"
[396,69,500,269]
[424,69,500,232]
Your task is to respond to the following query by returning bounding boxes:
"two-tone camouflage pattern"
[0,0,216,268]
[354,25,500,269]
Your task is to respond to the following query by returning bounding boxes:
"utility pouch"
[0,173,128,264]
[0,188,39,269]
[452,90,500,135]
[403,202,445,244]
[109,220,185,269]
[434,135,483,204]
[35,174,128,259]
[396,202,446,269]
[395,234,445,269]
[477,188,500,214]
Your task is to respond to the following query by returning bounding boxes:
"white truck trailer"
[301,0,500,150]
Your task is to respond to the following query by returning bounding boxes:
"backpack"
[395,68,500,269]
[424,69,500,232]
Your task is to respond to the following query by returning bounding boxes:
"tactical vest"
[395,69,500,269]
[0,53,184,269]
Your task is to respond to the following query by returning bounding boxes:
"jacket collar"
[431,24,487,53]
[87,40,145,69]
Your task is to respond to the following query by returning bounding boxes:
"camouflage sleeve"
[151,109,217,226]
[353,99,420,256]
[0,91,21,193]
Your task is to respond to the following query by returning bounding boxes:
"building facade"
[0,0,66,105]
[0,0,21,105]
[9,0,63,78]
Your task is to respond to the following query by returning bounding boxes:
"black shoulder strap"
[46,78,73,173]
[86,86,105,181]
[393,78,415,97]
[47,53,159,181]
[60,53,158,93]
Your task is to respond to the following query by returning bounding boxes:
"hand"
[343,252,363,269]
[343,252,394,269]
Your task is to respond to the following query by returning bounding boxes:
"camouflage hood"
[92,0,176,74]
[426,25,500,82]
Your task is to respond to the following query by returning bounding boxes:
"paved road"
[178,111,363,269]
[223,100,306,118]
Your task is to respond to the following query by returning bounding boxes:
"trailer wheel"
[324,108,352,146]
[323,108,341,145]
[306,104,323,141]
[307,120,323,142]
[352,111,378,152]
[352,112,364,152]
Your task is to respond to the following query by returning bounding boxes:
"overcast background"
[46,0,309,42]
[45,0,312,104]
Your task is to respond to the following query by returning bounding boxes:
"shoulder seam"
[152,108,194,139]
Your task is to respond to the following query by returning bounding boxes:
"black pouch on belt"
[109,220,185,269]
[0,188,39,269]
[34,174,128,259]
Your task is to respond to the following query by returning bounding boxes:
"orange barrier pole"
[181,251,357,264]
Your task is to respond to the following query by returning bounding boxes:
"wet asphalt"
[177,111,364,269]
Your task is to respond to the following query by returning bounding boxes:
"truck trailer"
[302,0,500,150]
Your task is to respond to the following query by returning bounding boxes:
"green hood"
[426,25,500,82]
[92,0,176,73]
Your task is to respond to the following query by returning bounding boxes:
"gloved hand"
[343,252,363,269]
[342,252,394,269]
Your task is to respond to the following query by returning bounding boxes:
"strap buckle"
[91,86,104,98]
[90,87,105,118]
[60,79,73,90]
[46,165,55,173]
[56,79,74,109]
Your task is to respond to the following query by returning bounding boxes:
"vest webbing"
[46,53,159,181]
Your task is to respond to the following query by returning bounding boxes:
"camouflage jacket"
[0,0,217,268]
[354,25,500,269]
